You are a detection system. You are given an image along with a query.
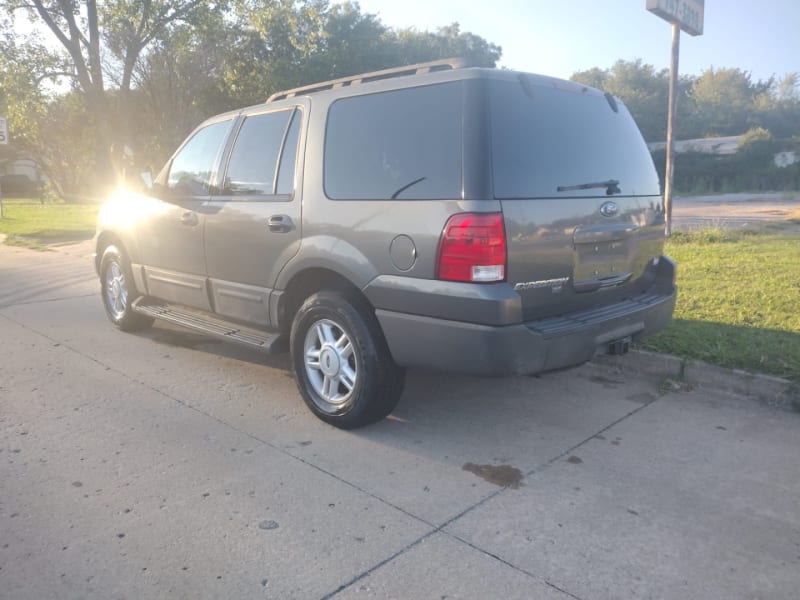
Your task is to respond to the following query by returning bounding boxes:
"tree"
[572,59,688,142]
[0,26,77,196]
[233,1,501,98]
[131,16,238,170]
[685,67,772,137]
[2,0,502,194]
[4,0,212,192]
[392,22,501,69]
[753,73,800,139]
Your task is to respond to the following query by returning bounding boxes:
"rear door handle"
[180,211,199,227]
[268,214,294,233]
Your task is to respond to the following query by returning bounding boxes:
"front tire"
[290,290,404,429]
[99,245,153,331]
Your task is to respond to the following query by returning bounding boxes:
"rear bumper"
[375,262,677,376]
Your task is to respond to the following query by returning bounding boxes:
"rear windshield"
[490,78,660,199]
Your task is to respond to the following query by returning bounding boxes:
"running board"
[132,298,286,353]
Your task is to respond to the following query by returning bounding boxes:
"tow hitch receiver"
[608,337,631,355]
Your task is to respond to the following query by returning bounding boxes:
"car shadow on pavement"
[138,323,293,374]
[131,321,660,451]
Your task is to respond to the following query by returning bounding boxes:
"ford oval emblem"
[600,201,618,217]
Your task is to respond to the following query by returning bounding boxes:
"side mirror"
[139,170,153,190]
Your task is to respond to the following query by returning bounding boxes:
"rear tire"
[99,245,154,332]
[290,290,404,429]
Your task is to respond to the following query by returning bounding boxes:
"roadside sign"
[646,1,704,235]
[0,117,7,144]
[647,0,704,36]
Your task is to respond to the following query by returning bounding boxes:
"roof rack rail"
[266,57,473,103]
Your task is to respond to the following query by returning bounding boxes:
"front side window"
[223,109,297,196]
[324,82,463,200]
[168,120,232,195]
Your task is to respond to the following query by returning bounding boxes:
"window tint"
[168,120,232,195]
[224,109,293,196]
[490,78,660,199]
[276,111,300,194]
[325,82,462,200]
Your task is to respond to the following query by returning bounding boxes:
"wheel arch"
[273,236,382,334]
[276,268,372,336]
[95,231,126,274]
[95,230,147,297]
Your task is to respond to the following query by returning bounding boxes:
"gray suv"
[95,58,676,429]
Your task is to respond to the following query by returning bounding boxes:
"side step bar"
[132,297,286,353]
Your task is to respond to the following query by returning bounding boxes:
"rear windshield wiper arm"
[557,179,621,195]
[390,177,426,199]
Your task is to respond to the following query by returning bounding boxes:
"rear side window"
[490,78,660,199]
[223,109,298,196]
[168,120,232,195]
[325,82,462,200]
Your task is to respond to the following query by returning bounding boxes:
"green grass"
[642,227,800,382]
[0,198,98,249]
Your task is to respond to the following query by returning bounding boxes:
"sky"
[355,0,800,82]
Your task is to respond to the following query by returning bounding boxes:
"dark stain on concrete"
[566,455,583,464]
[462,463,524,489]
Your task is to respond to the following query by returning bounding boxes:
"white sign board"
[0,117,7,145]
[647,0,704,36]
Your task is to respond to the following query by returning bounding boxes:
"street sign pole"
[664,23,680,236]
[0,116,6,219]
[646,0,704,237]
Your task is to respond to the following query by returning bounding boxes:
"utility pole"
[646,0,705,236]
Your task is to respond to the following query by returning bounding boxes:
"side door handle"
[180,211,199,227]
[268,214,294,233]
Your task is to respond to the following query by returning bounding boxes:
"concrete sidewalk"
[1,241,799,600]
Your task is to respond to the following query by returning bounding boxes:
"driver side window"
[167,120,232,195]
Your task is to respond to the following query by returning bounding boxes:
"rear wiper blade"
[557,179,621,195]
[390,177,426,199]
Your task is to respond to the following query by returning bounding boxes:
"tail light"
[437,213,506,283]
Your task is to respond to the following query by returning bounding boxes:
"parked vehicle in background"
[95,58,676,429]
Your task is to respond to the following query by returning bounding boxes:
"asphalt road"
[1,240,799,600]
[672,191,800,230]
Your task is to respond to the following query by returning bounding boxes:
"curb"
[591,349,799,412]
